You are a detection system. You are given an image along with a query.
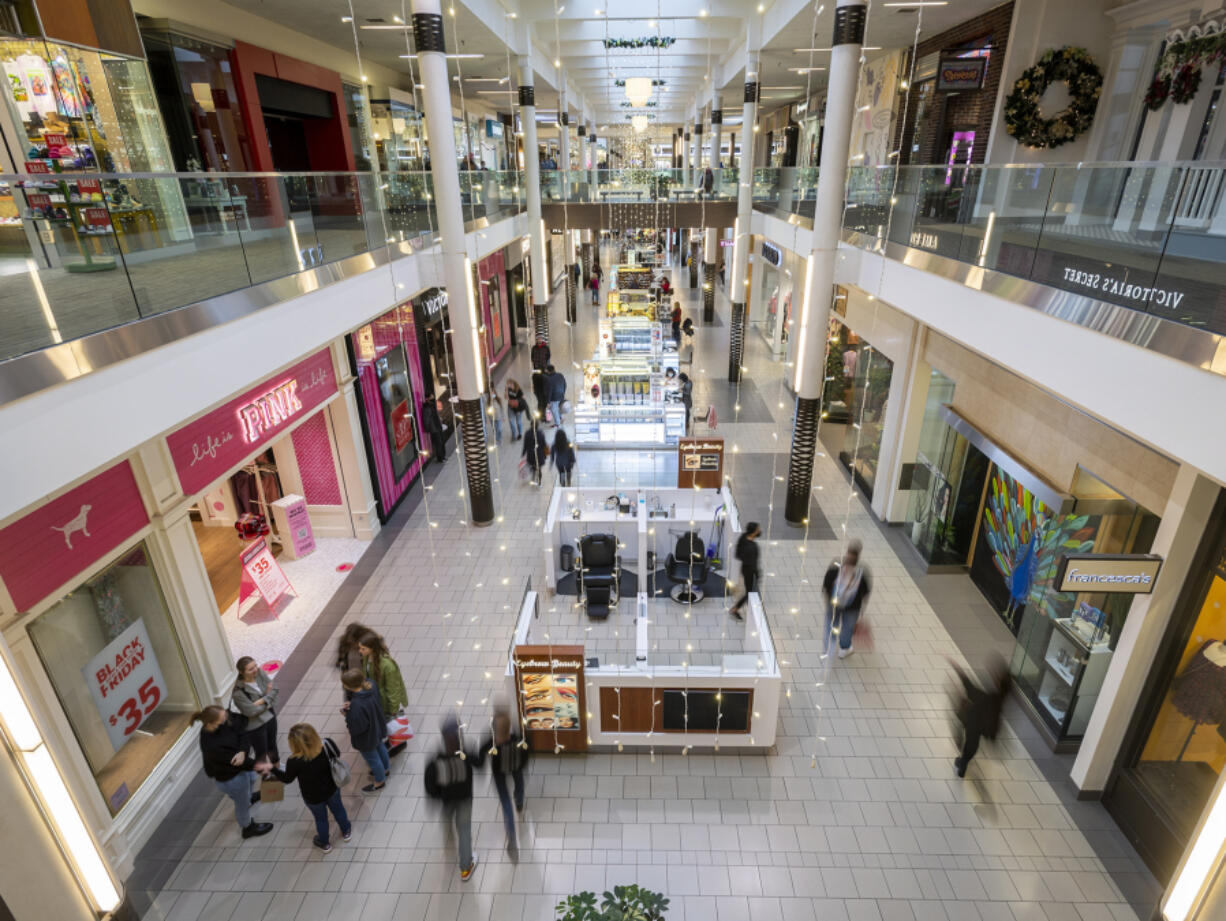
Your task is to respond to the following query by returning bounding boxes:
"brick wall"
[894,1,1014,165]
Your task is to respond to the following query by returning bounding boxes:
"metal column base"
[689,242,700,288]
[533,302,550,345]
[565,267,577,324]
[580,243,592,284]
[784,396,821,525]
[703,263,715,323]
[457,397,495,525]
[728,301,746,383]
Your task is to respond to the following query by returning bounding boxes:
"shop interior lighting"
[1165,783,1226,920]
[0,656,120,912]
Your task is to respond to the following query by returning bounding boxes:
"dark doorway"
[263,115,311,172]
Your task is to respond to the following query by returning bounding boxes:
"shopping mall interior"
[2,1,1226,920]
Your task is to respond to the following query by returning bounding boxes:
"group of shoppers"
[521,419,574,486]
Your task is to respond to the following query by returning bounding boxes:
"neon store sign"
[236,380,303,443]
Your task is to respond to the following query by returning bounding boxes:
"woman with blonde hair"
[272,723,352,852]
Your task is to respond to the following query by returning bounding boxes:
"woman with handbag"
[358,631,410,754]
[273,723,352,852]
[822,539,872,659]
[231,656,280,767]
[505,379,526,440]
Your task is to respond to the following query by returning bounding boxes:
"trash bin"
[561,544,575,572]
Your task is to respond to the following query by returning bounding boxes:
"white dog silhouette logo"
[52,504,92,549]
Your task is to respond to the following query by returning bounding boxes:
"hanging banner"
[83,618,167,751]
[240,537,293,607]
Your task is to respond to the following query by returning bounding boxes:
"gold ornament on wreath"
[1003,46,1102,149]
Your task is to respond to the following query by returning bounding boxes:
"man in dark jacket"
[950,654,1011,777]
[424,715,482,880]
[194,705,274,838]
[421,396,446,463]
[479,706,530,859]
[530,339,551,419]
[545,364,567,426]
[822,539,872,659]
[730,521,762,621]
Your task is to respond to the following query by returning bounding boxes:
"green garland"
[1144,31,1226,110]
[614,78,666,87]
[604,37,675,49]
[619,100,658,107]
[1003,46,1102,149]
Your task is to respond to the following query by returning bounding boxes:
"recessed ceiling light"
[699,9,708,17]
[341,15,352,22]
[399,53,486,59]
[883,1,948,5]
[793,46,881,52]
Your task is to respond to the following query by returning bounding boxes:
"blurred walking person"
[949,654,1011,778]
[480,705,530,860]
[729,521,762,621]
[424,714,481,880]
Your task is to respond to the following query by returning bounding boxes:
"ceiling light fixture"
[699,9,708,17]
[793,46,882,52]
[624,76,653,107]
[400,53,486,59]
[882,1,947,5]
[341,15,353,22]
[789,67,827,73]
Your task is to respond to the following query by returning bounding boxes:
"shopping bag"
[852,615,874,651]
[518,458,531,481]
[545,407,554,424]
[560,400,571,416]
[387,714,415,744]
[259,779,285,803]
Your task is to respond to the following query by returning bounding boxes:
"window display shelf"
[1043,649,1079,686]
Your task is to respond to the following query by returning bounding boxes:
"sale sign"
[24,160,51,174]
[240,538,293,607]
[76,178,102,195]
[390,400,414,452]
[42,133,70,158]
[83,619,167,751]
[82,207,111,228]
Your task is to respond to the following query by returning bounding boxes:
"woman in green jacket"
[358,630,407,714]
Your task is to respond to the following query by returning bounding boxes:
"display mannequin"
[1171,640,1226,760]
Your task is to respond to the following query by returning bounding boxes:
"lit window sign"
[237,380,303,443]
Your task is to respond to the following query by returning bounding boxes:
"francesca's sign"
[83,618,167,751]
[167,350,336,495]
[1056,554,1163,594]
[0,461,148,611]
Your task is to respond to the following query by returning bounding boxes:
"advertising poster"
[376,344,417,481]
[82,618,167,751]
[240,538,293,608]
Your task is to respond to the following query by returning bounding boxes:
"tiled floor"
[122,248,1161,921]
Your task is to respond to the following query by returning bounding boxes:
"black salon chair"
[578,533,620,619]
[665,531,709,603]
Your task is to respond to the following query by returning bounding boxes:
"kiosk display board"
[678,436,725,489]
[513,645,588,752]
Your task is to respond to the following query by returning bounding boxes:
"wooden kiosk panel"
[678,437,725,489]
[513,645,588,753]
[600,686,754,734]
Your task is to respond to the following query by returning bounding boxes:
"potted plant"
[555,885,670,921]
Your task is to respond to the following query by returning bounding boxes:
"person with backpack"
[730,521,762,621]
[948,653,1011,778]
[341,669,390,793]
[272,723,352,852]
[424,714,481,880]
[191,705,274,839]
[479,705,530,859]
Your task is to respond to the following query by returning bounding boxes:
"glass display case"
[574,356,685,446]
[606,287,655,318]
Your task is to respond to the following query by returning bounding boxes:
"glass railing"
[840,163,1226,334]
[0,169,525,363]
[539,168,741,203]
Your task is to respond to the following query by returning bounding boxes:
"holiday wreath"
[604,37,675,50]
[1144,30,1226,110]
[1003,46,1103,149]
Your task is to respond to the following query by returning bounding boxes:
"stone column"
[702,227,717,322]
[414,0,494,524]
[784,0,865,525]
[727,74,759,383]
[710,107,723,170]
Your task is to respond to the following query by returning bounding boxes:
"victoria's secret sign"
[166,350,337,495]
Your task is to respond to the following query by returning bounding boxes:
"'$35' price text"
[109,677,162,736]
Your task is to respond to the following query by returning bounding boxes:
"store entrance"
[264,114,312,172]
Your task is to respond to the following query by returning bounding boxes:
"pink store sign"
[167,349,337,496]
[0,461,149,612]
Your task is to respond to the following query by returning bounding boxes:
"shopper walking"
[335,622,371,672]
[589,272,600,305]
[551,429,576,487]
[358,631,410,754]
[191,705,273,839]
[231,656,280,767]
[521,418,548,487]
[670,302,683,347]
[273,723,352,852]
[505,378,527,440]
[424,714,480,880]
[719,261,726,287]
[949,654,1011,777]
[701,166,714,198]
[341,669,390,793]
[730,521,762,621]
[530,339,551,419]
[479,705,529,859]
[546,363,567,427]
[822,539,872,659]
[421,395,446,464]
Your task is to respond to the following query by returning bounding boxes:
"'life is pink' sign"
[0,461,149,612]
[167,350,337,496]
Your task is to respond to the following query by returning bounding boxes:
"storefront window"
[27,544,199,815]
[1133,556,1226,837]
[819,318,894,499]
[342,82,373,171]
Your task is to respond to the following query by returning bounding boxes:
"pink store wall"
[478,250,511,370]
[290,413,343,506]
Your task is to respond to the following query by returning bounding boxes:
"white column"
[413,0,494,524]
[785,0,865,524]
[518,56,549,345]
[727,72,759,383]
[692,112,703,179]
[558,82,570,199]
[684,123,693,190]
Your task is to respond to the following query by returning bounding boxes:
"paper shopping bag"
[259,779,285,803]
[386,715,415,745]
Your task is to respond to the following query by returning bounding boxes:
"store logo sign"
[417,288,448,321]
[760,242,782,266]
[1059,267,1186,310]
[1055,554,1163,594]
[909,230,939,250]
[237,380,303,443]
